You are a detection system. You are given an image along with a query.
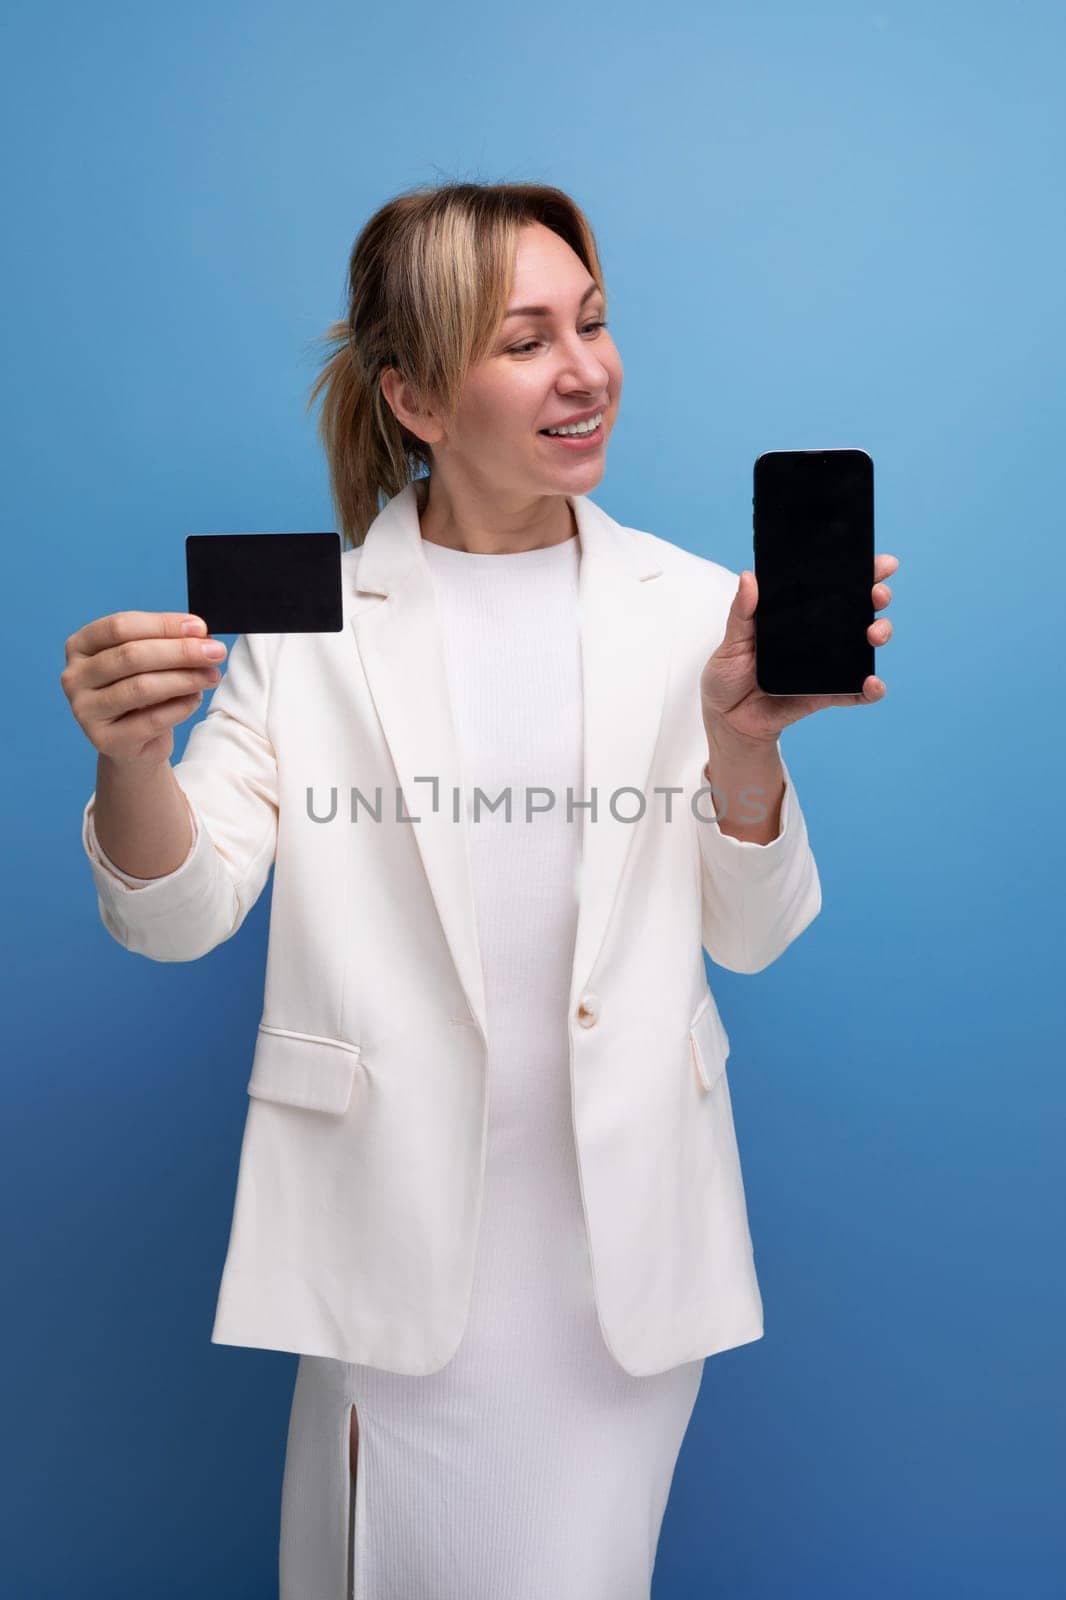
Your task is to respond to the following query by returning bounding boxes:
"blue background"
[4,1,1063,1594]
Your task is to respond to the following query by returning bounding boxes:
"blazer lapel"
[349,481,673,1045]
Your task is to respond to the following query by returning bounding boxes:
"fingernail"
[181,619,206,636]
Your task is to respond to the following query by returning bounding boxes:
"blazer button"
[576,992,600,1027]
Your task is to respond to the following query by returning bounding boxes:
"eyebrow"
[503,282,603,319]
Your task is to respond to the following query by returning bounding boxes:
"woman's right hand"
[60,611,228,770]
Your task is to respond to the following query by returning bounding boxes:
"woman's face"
[427,221,622,499]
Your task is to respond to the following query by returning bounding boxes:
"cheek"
[500,385,549,438]
[468,380,541,436]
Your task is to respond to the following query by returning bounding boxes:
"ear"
[380,366,445,446]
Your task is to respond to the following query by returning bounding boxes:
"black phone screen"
[753,448,875,696]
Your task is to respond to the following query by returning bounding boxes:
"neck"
[415,476,576,554]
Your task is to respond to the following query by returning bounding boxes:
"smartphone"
[752,448,875,696]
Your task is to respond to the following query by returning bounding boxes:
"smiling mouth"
[537,418,606,446]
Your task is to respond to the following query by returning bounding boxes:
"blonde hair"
[304,180,608,548]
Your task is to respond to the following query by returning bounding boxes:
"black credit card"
[185,532,343,634]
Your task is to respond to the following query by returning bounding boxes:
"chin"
[538,439,610,479]
[556,456,607,490]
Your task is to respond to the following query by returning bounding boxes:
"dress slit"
[349,1394,368,1600]
[279,1353,362,1599]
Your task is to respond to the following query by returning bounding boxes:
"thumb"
[720,569,757,650]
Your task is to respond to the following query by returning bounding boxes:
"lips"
[538,419,605,449]
[538,405,606,433]
[534,416,601,441]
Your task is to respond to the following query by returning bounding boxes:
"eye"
[507,319,609,356]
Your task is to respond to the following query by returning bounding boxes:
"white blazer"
[80,481,822,1377]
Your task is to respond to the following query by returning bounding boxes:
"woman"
[62,180,896,1599]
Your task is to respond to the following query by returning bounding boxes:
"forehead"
[508,222,596,303]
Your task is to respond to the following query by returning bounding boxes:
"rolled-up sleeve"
[84,791,200,887]
[80,631,279,962]
[696,744,823,973]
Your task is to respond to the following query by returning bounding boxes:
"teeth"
[544,411,603,436]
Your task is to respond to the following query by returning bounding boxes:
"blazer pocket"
[247,1023,363,1114]
[688,991,731,1094]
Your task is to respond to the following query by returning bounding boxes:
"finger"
[873,581,893,610]
[790,679,886,716]
[86,630,227,691]
[100,689,207,752]
[95,665,222,722]
[874,553,899,583]
[67,611,210,663]
[868,619,892,643]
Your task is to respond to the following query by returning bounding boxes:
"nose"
[559,336,611,392]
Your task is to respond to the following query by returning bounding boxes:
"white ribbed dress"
[277,526,706,1600]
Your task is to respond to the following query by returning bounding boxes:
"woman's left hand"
[700,554,900,745]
